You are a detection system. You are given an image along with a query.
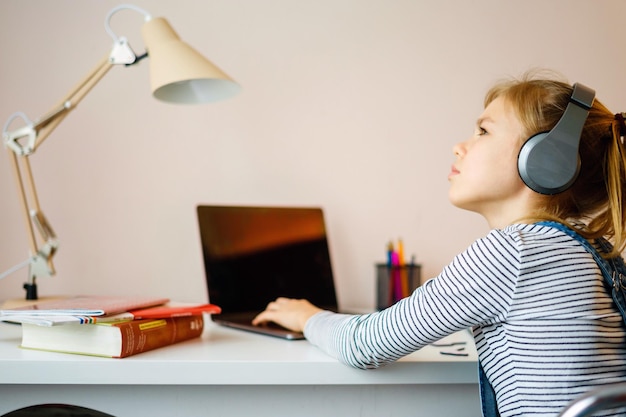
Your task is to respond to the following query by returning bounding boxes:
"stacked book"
[0,296,221,358]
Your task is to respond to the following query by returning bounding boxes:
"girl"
[253,71,626,417]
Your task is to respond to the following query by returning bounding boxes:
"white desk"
[0,321,480,417]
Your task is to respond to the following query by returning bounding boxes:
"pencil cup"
[376,263,421,310]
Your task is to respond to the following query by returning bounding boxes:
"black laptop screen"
[197,206,338,314]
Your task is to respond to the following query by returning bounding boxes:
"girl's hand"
[252,297,322,332]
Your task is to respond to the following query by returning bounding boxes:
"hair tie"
[615,112,626,137]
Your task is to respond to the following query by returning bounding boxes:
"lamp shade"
[141,17,240,104]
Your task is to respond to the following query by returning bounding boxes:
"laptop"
[196,205,339,340]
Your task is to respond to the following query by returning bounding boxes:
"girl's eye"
[476,126,488,136]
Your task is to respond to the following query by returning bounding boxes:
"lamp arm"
[1,4,154,300]
[39,54,114,151]
[2,53,115,299]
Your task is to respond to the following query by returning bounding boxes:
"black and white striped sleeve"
[304,229,522,369]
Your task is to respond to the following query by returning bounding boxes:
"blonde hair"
[485,70,626,257]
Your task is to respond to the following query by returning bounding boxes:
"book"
[129,304,221,319]
[1,302,220,327]
[1,295,170,315]
[20,315,205,358]
[0,295,171,326]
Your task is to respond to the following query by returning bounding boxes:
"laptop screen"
[197,205,338,315]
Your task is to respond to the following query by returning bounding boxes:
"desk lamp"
[1,4,240,300]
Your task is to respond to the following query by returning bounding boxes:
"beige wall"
[1,0,625,309]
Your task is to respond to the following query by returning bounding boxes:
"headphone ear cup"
[517,82,594,195]
[518,131,581,195]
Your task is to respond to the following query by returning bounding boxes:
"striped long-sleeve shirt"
[304,223,626,417]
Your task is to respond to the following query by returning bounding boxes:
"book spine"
[116,315,204,358]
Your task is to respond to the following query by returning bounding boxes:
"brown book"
[20,315,204,358]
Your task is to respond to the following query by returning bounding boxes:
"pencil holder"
[375,263,421,310]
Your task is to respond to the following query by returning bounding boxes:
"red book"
[129,303,221,319]
[20,315,204,358]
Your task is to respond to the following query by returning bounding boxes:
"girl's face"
[448,96,535,228]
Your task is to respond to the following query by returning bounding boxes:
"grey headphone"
[518,83,595,195]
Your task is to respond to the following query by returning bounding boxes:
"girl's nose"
[452,141,465,157]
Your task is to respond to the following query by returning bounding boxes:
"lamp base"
[23,283,37,300]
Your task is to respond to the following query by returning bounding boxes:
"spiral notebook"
[196,205,339,340]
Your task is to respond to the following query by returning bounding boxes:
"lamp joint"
[109,37,137,65]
